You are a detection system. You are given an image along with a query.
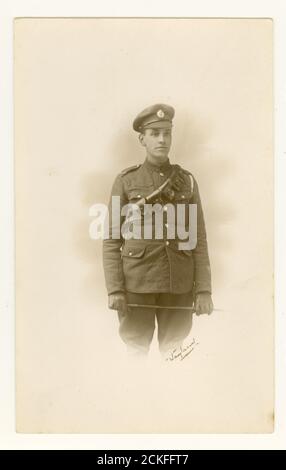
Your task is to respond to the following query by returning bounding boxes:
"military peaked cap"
[133,103,175,132]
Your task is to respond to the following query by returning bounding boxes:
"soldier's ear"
[139,133,146,147]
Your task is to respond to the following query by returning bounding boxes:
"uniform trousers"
[117,291,194,356]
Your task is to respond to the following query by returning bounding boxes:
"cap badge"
[157,109,165,118]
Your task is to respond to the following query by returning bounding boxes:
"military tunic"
[102,157,212,298]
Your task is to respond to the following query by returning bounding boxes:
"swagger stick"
[127,304,222,312]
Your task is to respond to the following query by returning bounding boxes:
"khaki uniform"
[102,157,212,354]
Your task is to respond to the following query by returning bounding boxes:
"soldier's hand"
[195,293,213,316]
[108,293,129,316]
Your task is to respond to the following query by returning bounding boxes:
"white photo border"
[0,0,285,450]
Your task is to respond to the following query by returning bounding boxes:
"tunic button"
[129,251,133,256]
[165,241,169,246]
[160,172,164,177]
[181,195,185,199]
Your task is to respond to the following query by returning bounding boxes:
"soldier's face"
[140,128,172,161]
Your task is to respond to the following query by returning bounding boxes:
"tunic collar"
[142,157,172,174]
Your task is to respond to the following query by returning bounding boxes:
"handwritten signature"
[165,338,199,362]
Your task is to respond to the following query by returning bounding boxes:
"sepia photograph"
[14,17,273,433]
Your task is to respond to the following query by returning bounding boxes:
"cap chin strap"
[140,122,173,132]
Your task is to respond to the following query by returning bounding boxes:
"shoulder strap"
[120,164,141,176]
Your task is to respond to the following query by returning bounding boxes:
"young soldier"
[103,104,213,358]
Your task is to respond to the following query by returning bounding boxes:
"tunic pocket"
[121,245,146,258]
[173,189,193,202]
[126,186,154,202]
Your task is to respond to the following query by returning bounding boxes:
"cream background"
[15,18,273,433]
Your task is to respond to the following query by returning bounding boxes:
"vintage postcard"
[15,18,273,433]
